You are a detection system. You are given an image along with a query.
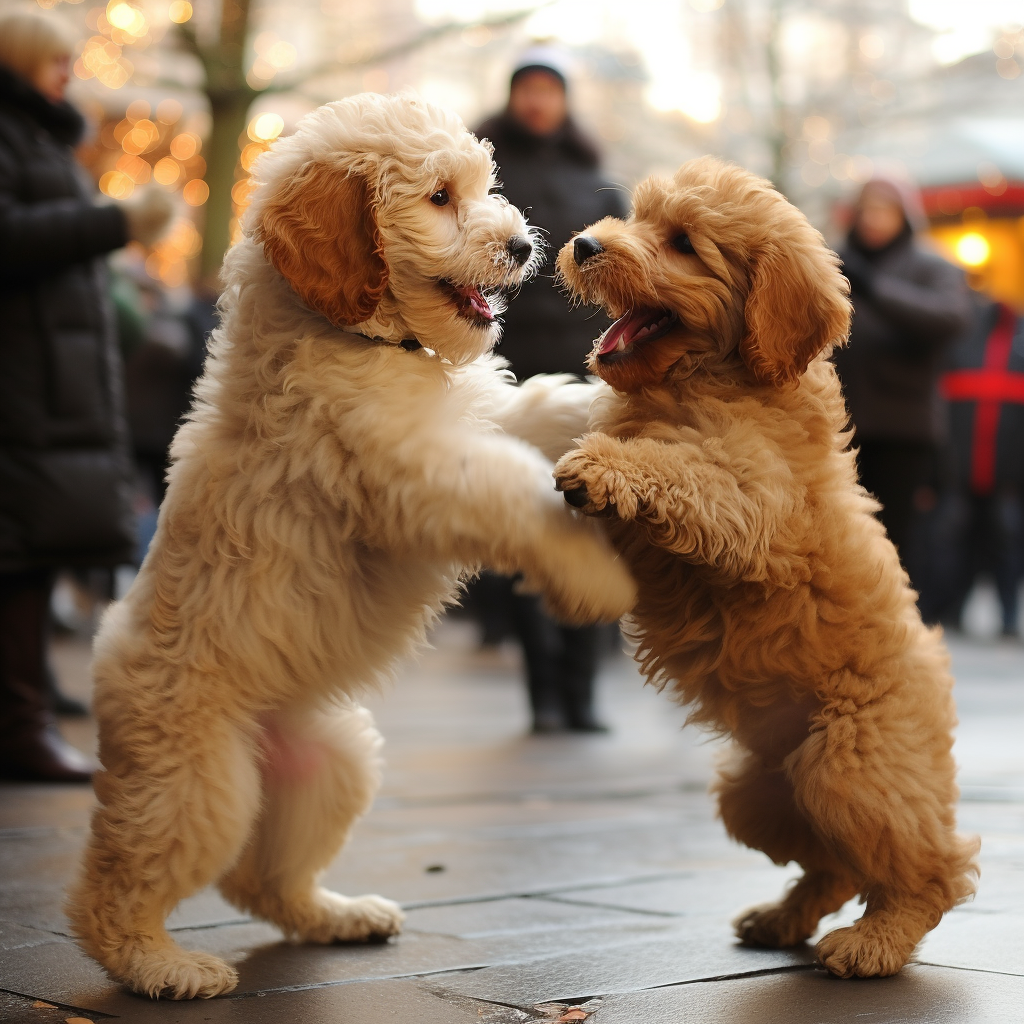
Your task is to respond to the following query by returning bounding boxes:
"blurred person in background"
[473,47,627,733]
[922,298,1024,637]
[0,9,172,781]
[121,266,212,561]
[834,176,971,592]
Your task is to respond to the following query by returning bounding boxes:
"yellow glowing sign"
[955,232,991,267]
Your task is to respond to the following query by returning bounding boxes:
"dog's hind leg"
[67,709,262,999]
[716,746,859,948]
[217,703,404,944]
[788,684,979,978]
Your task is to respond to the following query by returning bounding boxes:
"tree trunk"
[201,90,251,280]
[197,0,253,280]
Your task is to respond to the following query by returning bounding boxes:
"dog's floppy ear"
[257,162,388,327]
[740,235,851,387]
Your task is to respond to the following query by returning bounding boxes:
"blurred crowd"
[1,11,1022,781]
[835,176,1024,639]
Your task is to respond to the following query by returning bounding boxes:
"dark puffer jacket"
[476,112,627,380]
[0,65,135,572]
[834,226,971,444]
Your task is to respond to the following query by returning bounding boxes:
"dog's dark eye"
[429,188,450,207]
[671,233,696,255]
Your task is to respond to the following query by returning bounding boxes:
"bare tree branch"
[263,2,554,94]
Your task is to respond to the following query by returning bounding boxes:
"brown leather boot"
[0,572,94,783]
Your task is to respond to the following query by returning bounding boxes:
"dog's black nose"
[506,236,533,267]
[562,485,592,509]
[573,235,604,265]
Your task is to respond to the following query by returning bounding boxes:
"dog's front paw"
[294,889,404,944]
[815,921,915,978]
[734,903,814,949]
[126,947,239,1000]
[554,443,637,519]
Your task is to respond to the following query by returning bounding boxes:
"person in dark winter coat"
[833,176,972,587]
[923,299,1024,635]
[0,11,172,781]
[473,48,626,733]
[476,51,627,380]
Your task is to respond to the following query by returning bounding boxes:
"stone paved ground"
[1,617,1022,1023]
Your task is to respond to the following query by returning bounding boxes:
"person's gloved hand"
[840,248,875,298]
[122,188,175,247]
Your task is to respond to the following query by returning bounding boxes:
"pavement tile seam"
[1,923,74,944]
[443,991,567,1022]
[224,963,492,999]
[640,962,817,992]
[166,917,251,933]
[0,933,68,950]
[0,987,116,1019]
[425,961,823,1010]
[531,894,684,919]
[398,869,700,910]
[916,959,1024,978]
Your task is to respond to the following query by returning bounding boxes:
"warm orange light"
[125,99,150,122]
[152,156,181,185]
[182,179,209,206]
[115,153,151,184]
[248,112,284,142]
[121,119,159,155]
[107,1,147,37]
[156,98,183,124]
[99,170,135,199]
[169,133,200,160]
[168,1,193,24]
[240,141,267,172]
[955,232,991,267]
[230,178,255,207]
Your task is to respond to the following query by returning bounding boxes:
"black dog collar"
[346,330,422,352]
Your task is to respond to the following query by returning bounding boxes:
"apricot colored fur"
[554,157,979,978]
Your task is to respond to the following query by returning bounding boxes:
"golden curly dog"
[66,94,635,1000]
[553,157,978,978]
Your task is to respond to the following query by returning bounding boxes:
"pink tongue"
[457,284,493,321]
[598,310,640,356]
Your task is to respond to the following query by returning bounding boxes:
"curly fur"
[553,157,978,978]
[66,93,635,1000]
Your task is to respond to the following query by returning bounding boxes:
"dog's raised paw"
[127,948,238,1000]
[294,890,405,944]
[734,903,814,949]
[554,450,637,519]
[815,923,912,978]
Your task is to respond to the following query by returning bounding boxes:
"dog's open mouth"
[438,279,496,325]
[596,308,679,363]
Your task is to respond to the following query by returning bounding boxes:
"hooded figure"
[471,49,625,733]
[476,46,627,380]
[833,176,972,579]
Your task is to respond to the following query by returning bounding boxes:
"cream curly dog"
[553,157,978,978]
[67,93,635,1000]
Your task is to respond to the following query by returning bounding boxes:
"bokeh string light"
[226,112,284,245]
